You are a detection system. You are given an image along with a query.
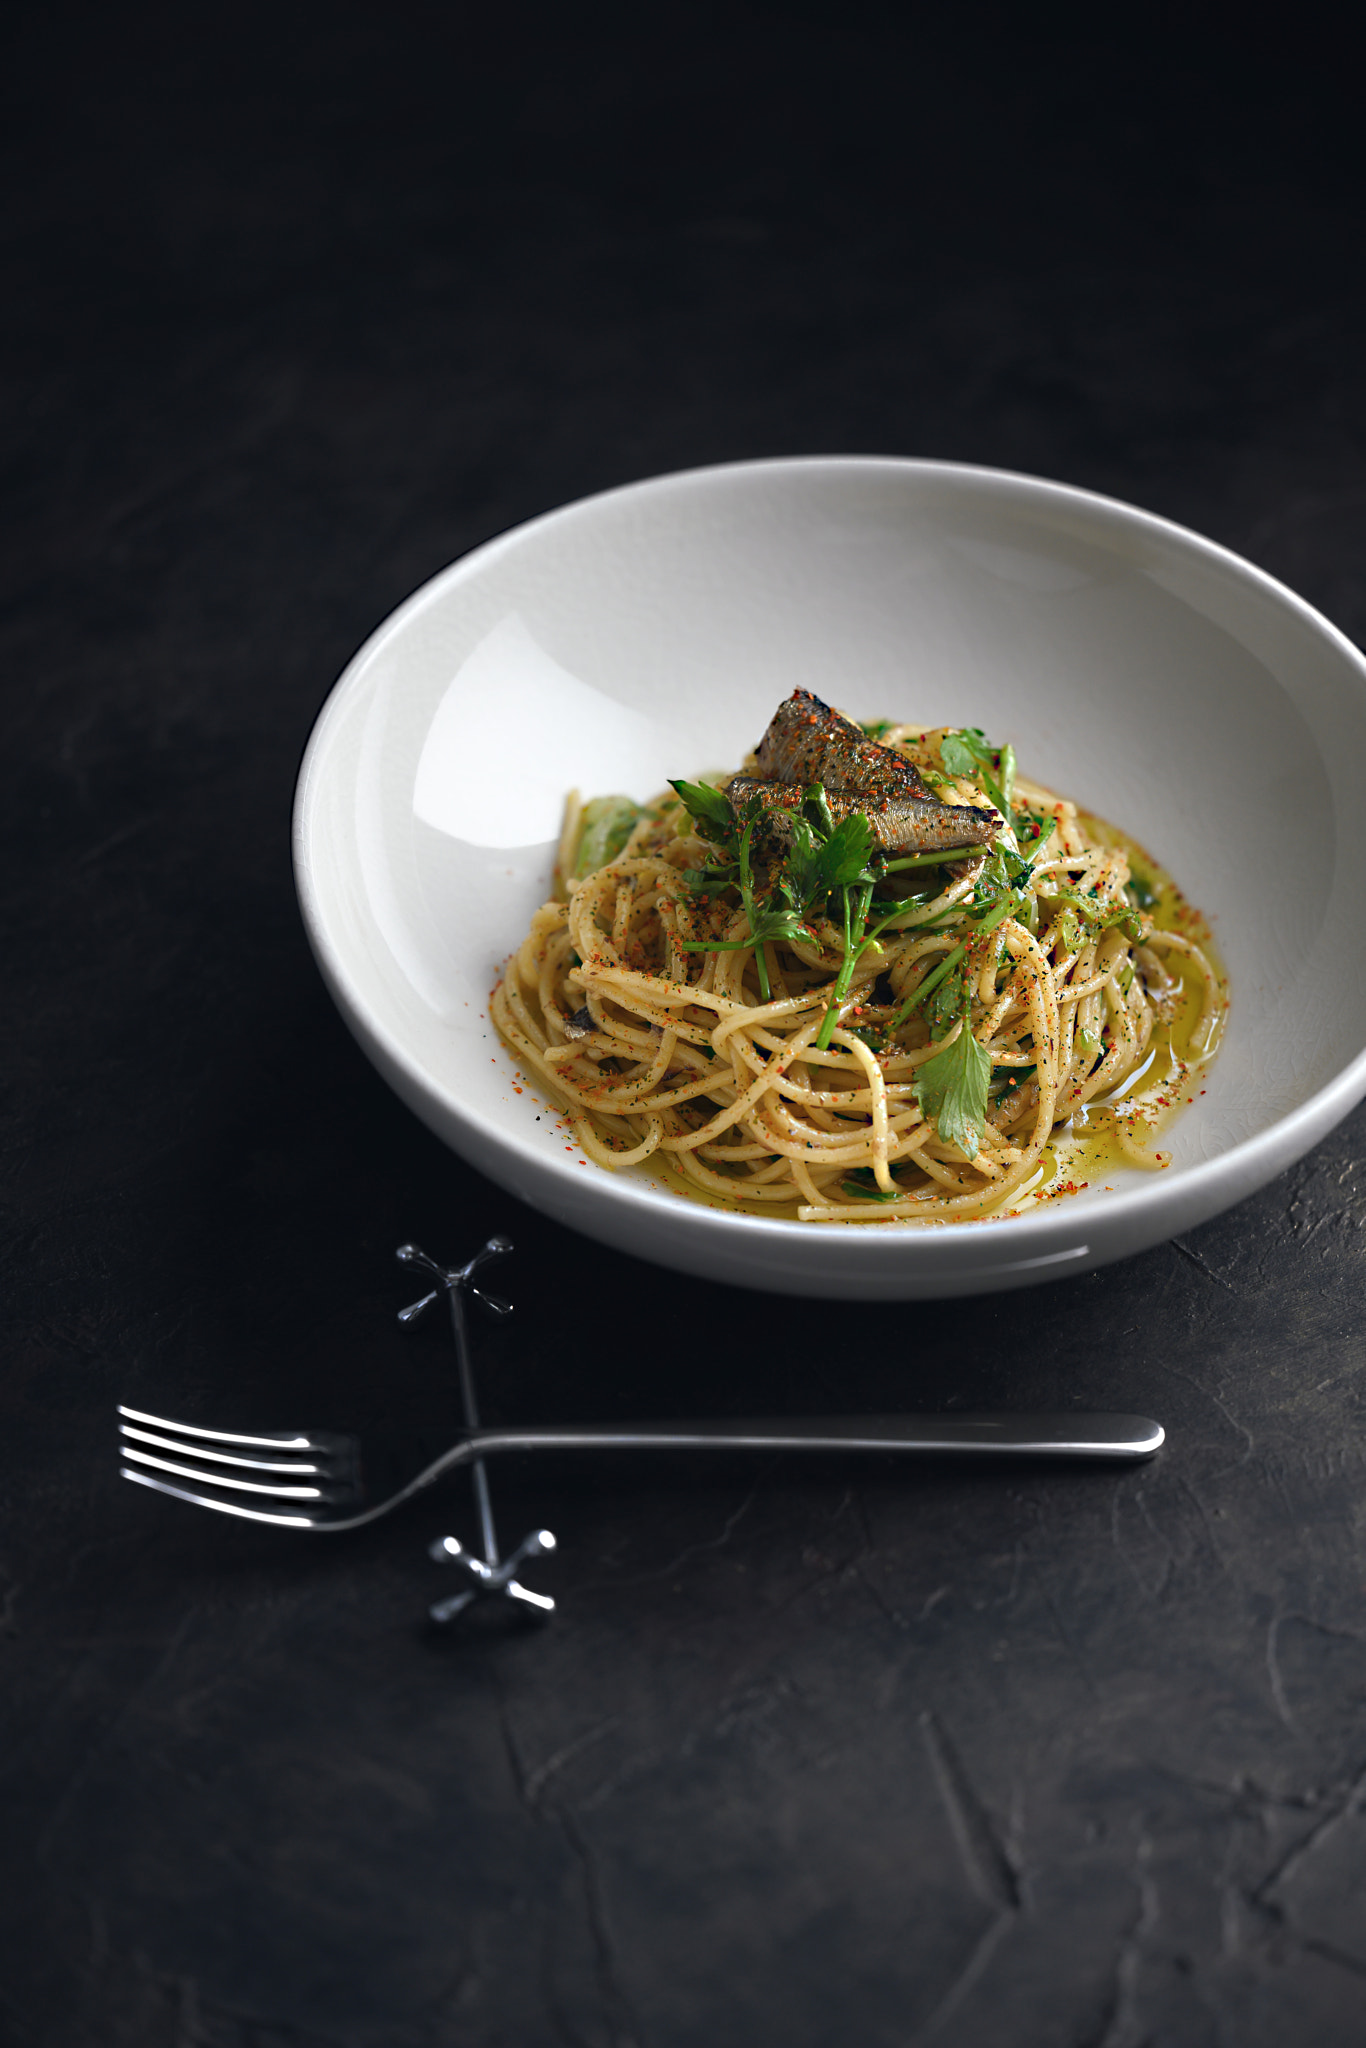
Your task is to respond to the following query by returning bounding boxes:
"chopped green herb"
[1040,883,1143,946]
[669,778,736,847]
[817,812,878,889]
[913,1008,992,1158]
[786,803,876,910]
[939,728,1016,822]
[745,902,815,951]
[575,796,643,876]
[676,787,789,998]
[968,845,1034,927]
[680,866,737,898]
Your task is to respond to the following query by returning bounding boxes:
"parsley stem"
[735,816,772,1001]
[880,844,980,873]
[816,877,874,1051]
[889,940,965,1031]
[970,899,1015,940]
[977,771,1009,821]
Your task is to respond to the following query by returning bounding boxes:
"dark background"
[6,6,1366,2043]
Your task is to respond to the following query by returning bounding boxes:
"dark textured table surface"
[6,10,1366,2044]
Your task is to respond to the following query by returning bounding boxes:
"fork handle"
[463,1414,1163,1461]
[347,1411,1164,1533]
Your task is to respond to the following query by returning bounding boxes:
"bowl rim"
[293,452,1366,1267]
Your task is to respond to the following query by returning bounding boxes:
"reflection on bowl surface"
[294,458,1366,1299]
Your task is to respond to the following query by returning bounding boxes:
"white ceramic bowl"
[293,458,1366,1299]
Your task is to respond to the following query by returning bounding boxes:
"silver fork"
[118,1405,1165,1532]
[119,1237,1164,1624]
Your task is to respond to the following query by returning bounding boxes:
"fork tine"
[121,1467,321,1526]
[120,1447,329,1498]
[117,1405,315,1451]
[118,1423,327,1475]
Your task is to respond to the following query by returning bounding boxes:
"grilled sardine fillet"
[726,775,994,856]
[738,690,998,854]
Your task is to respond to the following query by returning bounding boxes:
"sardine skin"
[735,692,998,854]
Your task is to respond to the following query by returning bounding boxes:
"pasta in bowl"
[494,694,1224,1223]
[293,456,1366,1298]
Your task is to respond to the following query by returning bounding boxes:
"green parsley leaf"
[968,847,1031,924]
[816,812,876,890]
[680,865,737,898]
[782,814,828,913]
[575,796,643,876]
[1042,884,1143,946]
[938,731,982,779]
[939,728,1016,821]
[913,1016,992,1158]
[782,790,874,917]
[669,778,736,846]
[748,902,814,949]
[1127,873,1157,910]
